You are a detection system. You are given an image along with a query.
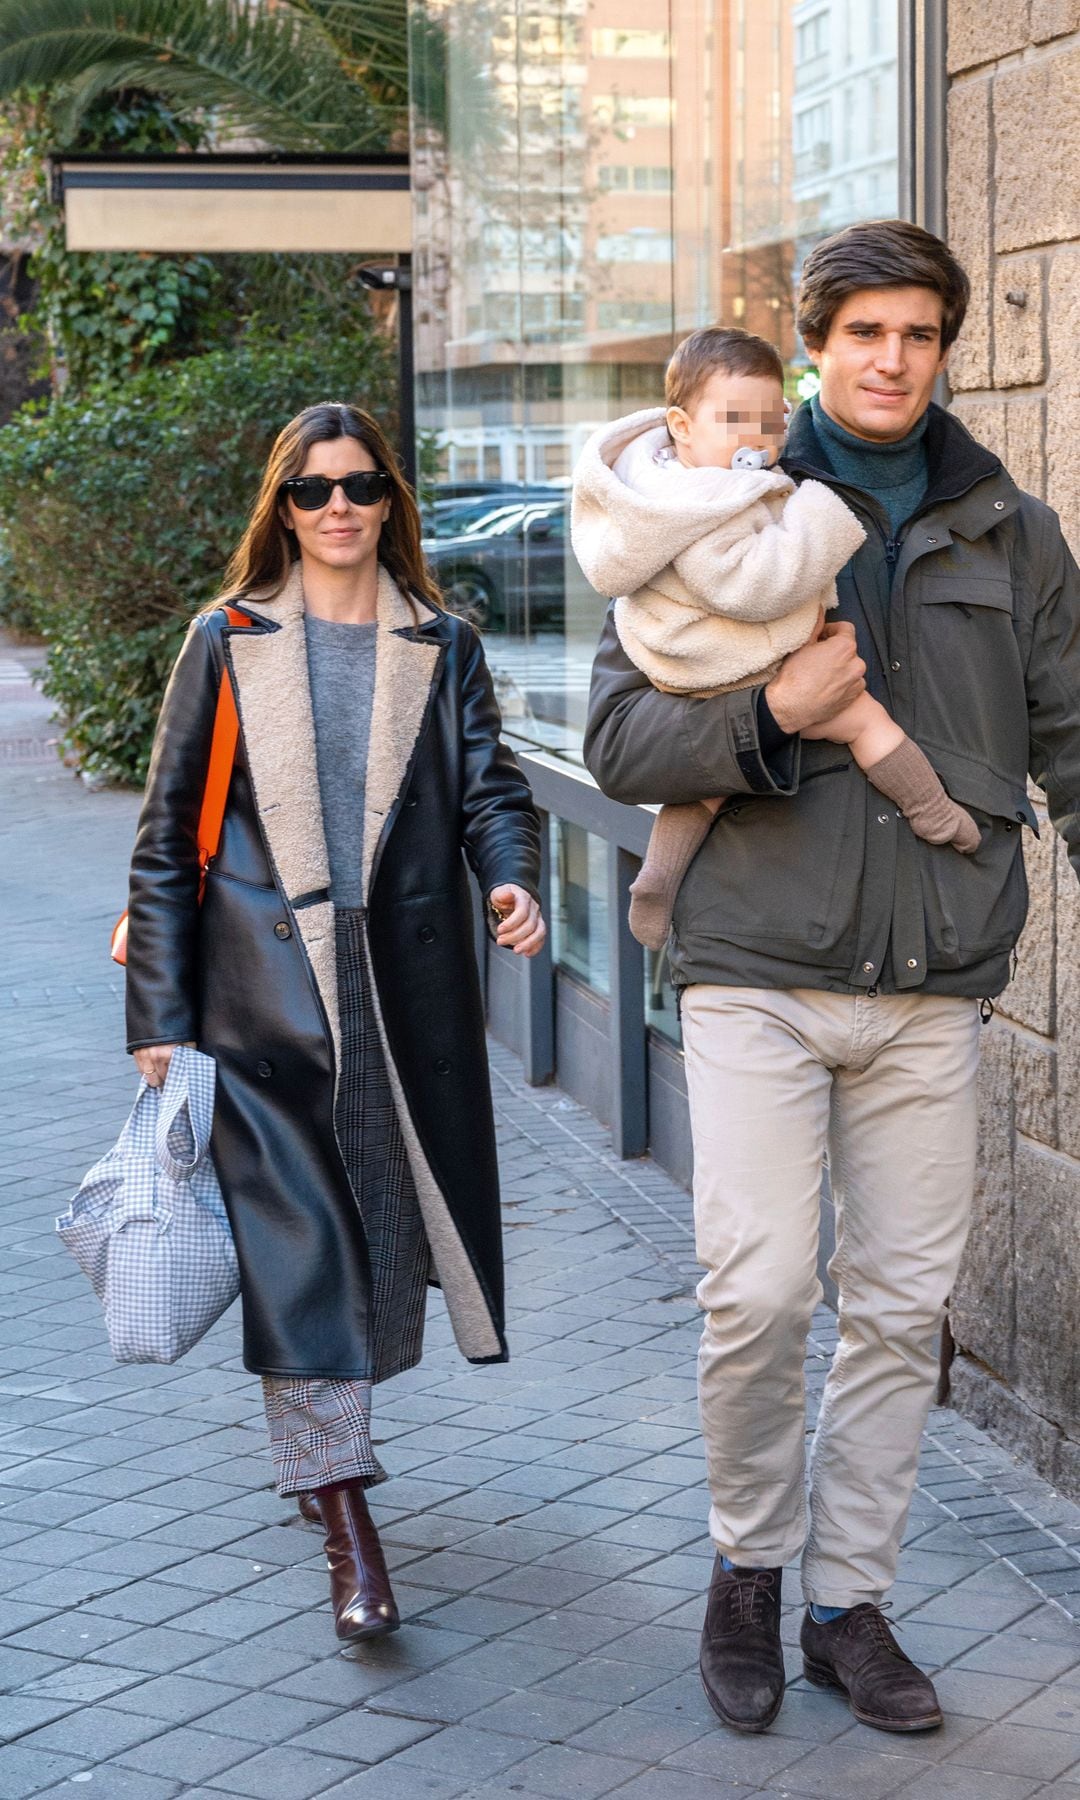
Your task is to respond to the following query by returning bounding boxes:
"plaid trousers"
[261,1376,386,1496]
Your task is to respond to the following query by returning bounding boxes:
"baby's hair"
[665,326,785,413]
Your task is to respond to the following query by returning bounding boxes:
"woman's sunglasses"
[280,469,391,510]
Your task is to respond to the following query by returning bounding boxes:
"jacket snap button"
[1015,811,1025,822]
[994,500,1006,510]
[907,958,919,969]
[890,659,901,671]
[274,921,292,940]
[257,1060,273,1079]
[434,1057,451,1074]
[862,961,875,974]
[419,925,436,944]
[1005,822,1014,831]
[926,536,937,544]
[878,812,890,824]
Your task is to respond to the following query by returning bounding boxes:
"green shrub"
[0,327,396,784]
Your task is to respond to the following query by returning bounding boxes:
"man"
[584,219,1080,1736]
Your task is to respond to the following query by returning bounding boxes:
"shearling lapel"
[224,561,443,1065]
[225,564,340,1062]
[361,564,443,900]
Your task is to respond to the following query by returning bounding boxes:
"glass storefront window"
[550,817,610,996]
[410,0,899,1010]
[647,946,681,1045]
[410,0,899,770]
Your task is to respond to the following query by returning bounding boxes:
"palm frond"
[0,0,400,152]
[295,2,409,106]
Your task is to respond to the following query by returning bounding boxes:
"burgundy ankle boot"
[297,1491,321,1525]
[315,1480,400,1642]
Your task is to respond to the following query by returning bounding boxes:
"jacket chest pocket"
[913,576,1028,777]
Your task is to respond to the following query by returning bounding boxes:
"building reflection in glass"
[409,0,898,1013]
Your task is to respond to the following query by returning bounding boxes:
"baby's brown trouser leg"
[865,738,980,853]
[629,802,715,951]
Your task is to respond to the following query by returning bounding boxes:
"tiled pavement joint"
[3,632,1080,1798]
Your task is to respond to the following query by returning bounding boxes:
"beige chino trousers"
[682,985,981,1608]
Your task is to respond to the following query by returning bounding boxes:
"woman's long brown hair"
[209,402,441,612]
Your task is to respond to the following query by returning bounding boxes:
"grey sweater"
[305,614,377,909]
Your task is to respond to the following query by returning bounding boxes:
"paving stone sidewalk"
[4,633,1080,1800]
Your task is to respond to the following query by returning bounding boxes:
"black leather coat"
[125,567,541,1378]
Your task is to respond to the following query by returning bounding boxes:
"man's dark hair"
[796,219,970,353]
[665,325,785,413]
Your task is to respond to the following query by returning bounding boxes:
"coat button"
[907,958,919,969]
[1015,811,1025,822]
[434,1057,451,1074]
[257,1060,273,1079]
[862,961,875,974]
[891,659,901,671]
[274,921,292,940]
[878,812,891,824]
[994,500,1006,510]
[418,925,436,944]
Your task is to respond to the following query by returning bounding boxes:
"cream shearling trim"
[572,408,867,693]
[227,564,340,1061]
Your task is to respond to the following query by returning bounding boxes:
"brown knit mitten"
[629,802,715,950]
[865,738,980,854]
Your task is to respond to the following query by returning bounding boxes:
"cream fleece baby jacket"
[571,407,868,692]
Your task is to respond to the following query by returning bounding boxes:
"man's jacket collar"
[782,398,1021,539]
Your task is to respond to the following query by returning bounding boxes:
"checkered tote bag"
[57,1047,240,1363]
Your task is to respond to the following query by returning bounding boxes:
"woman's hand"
[489,884,547,958]
[133,1044,179,1089]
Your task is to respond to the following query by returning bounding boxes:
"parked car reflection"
[421,489,568,631]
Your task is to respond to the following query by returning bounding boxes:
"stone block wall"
[946,1,1080,1496]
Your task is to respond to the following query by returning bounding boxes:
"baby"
[572,326,978,951]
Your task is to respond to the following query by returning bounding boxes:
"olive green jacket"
[584,401,1080,997]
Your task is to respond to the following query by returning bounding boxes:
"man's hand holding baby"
[764,610,866,735]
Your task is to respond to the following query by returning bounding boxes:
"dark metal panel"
[919,0,949,242]
[521,806,555,1085]
[606,842,647,1158]
[397,260,417,493]
[58,170,410,191]
[553,973,614,1127]
[898,0,947,237]
[647,1033,693,1191]
[897,0,917,222]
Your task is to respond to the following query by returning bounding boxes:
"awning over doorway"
[50,154,411,255]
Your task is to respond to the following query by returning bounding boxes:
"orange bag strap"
[111,606,254,966]
[196,606,251,876]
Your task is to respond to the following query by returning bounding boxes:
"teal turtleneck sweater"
[810,393,929,537]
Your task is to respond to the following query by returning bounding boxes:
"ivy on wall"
[0,89,218,391]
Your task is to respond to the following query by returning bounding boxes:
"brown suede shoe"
[801,1603,943,1732]
[297,1491,321,1525]
[699,1557,786,1733]
[316,1481,400,1642]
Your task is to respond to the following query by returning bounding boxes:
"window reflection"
[410,0,898,767]
[550,818,610,996]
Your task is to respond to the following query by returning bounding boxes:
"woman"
[125,402,545,1643]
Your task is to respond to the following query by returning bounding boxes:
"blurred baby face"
[667,370,787,470]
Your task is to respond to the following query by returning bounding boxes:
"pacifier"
[731,446,773,471]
